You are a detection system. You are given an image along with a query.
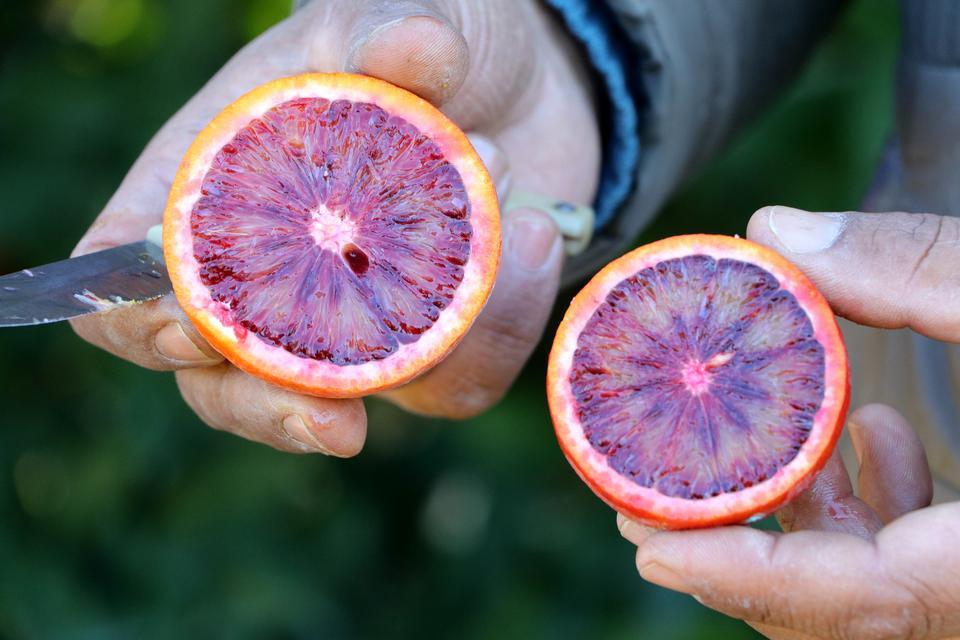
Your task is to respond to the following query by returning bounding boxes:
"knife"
[0,194,596,328]
[0,225,171,327]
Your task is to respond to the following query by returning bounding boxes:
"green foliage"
[0,0,897,637]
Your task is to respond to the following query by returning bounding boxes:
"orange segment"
[163,73,500,398]
[547,235,849,529]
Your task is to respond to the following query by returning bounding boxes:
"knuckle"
[891,574,943,638]
[696,591,791,631]
[904,214,960,277]
[838,579,936,640]
[402,373,504,419]
[909,214,943,263]
[880,213,960,330]
[423,385,499,420]
[174,372,209,427]
[841,612,916,640]
[455,352,523,416]
[743,597,781,628]
[394,319,542,419]
[444,386,502,419]
[477,308,546,358]
[70,310,169,371]
[68,314,104,348]
[176,367,230,432]
[70,297,205,371]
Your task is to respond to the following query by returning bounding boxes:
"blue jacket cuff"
[543,0,642,231]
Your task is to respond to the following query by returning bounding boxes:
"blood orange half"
[547,235,848,529]
[163,74,500,398]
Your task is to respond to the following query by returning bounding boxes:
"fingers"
[623,504,960,639]
[848,404,933,523]
[70,296,223,371]
[615,447,884,545]
[775,449,883,538]
[70,1,461,371]
[69,0,531,371]
[623,525,906,638]
[746,206,960,342]
[176,365,366,457]
[619,506,960,639]
[384,206,563,418]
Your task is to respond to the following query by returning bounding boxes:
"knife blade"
[0,193,596,328]
[0,240,172,327]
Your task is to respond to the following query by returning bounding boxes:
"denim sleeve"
[542,0,643,231]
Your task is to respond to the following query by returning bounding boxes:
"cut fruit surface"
[163,74,500,397]
[547,235,848,529]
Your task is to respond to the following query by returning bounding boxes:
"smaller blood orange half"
[547,235,849,529]
[163,73,500,398]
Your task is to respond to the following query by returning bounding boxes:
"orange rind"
[163,73,500,398]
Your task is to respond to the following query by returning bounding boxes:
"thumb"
[344,1,469,105]
[747,206,960,342]
[341,0,535,125]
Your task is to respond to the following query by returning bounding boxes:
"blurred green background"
[0,0,897,638]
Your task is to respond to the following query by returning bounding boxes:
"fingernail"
[848,420,865,466]
[155,323,219,364]
[616,512,629,533]
[768,206,846,254]
[617,514,655,545]
[638,561,690,593]
[281,415,334,456]
[507,209,561,272]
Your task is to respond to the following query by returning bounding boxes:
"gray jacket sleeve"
[564,0,844,283]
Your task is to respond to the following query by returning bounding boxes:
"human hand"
[71,0,600,453]
[618,206,960,640]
